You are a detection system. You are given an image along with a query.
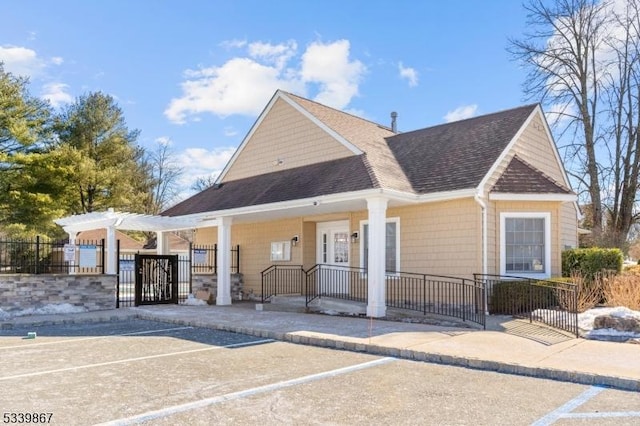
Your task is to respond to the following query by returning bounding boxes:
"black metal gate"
[134,254,179,306]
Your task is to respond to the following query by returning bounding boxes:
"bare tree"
[142,139,183,215]
[509,0,610,239]
[602,0,640,247]
[191,175,217,192]
[512,0,640,248]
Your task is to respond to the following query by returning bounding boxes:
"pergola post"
[156,231,169,254]
[216,216,233,305]
[106,225,117,275]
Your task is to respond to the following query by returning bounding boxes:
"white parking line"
[0,339,273,381]
[0,326,195,350]
[563,411,640,418]
[531,386,605,426]
[95,356,397,426]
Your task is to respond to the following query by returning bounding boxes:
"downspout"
[474,193,489,315]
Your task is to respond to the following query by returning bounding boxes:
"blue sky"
[1,1,532,198]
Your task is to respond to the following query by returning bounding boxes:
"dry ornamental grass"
[603,274,640,311]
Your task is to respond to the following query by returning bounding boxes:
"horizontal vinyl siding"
[560,203,578,249]
[194,218,304,296]
[350,199,480,279]
[223,98,354,182]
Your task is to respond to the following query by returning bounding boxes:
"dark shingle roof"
[491,156,573,194]
[386,104,538,193]
[163,155,375,217]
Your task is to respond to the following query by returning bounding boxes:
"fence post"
[422,275,427,315]
[101,239,106,274]
[116,239,120,308]
[235,245,240,273]
[35,235,41,274]
[188,242,193,295]
[214,244,218,275]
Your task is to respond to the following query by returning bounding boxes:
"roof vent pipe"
[391,111,398,133]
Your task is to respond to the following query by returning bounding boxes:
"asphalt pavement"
[1,301,638,392]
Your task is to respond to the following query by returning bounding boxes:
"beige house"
[162,90,578,317]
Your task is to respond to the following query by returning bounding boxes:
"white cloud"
[300,40,366,109]
[174,146,237,193]
[444,104,478,123]
[398,62,418,87]
[165,39,366,124]
[165,57,302,123]
[0,45,44,77]
[50,56,64,65]
[41,82,73,108]
[248,40,297,69]
[220,39,247,49]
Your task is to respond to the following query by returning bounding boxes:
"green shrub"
[561,248,623,279]
[488,280,558,314]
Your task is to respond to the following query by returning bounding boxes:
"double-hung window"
[361,218,400,273]
[500,212,550,278]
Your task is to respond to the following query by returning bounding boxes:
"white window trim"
[270,241,291,262]
[500,212,551,279]
[360,217,400,274]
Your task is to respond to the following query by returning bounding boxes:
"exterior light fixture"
[350,232,359,243]
[291,235,299,246]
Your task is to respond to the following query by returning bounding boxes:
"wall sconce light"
[291,235,299,246]
[350,232,359,243]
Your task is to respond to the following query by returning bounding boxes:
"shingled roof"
[163,155,375,217]
[287,93,413,192]
[491,156,572,194]
[386,104,538,193]
[163,93,554,218]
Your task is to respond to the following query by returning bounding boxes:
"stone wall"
[191,273,245,303]
[0,274,116,314]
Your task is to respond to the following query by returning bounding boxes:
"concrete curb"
[3,310,638,392]
[133,312,640,393]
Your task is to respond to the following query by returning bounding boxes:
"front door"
[316,221,350,294]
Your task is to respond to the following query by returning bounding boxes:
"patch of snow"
[2,303,88,318]
[181,294,207,306]
[578,307,640,341]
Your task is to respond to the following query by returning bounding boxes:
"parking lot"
[1,319,638,425]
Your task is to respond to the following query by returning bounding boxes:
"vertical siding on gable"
[222,98,354,182]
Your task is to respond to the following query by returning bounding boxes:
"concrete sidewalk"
[1,303,638,392]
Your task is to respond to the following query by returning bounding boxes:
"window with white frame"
[500,212,550,277]
[360,218,400,273]
[270,241,291,261]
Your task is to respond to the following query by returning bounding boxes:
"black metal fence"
[191,243,240,274]
[0,236,105,274]
[474,274,578,337]
[261,264,486,328]
[117,243,240,308]
[387,271,485,327]
[306,264,368,305]
[260,265,305,302]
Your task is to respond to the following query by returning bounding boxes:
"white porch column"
[216,216,233,305]
[366,196,388,318]
[156,231,169,254]
[106,226,117,274]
